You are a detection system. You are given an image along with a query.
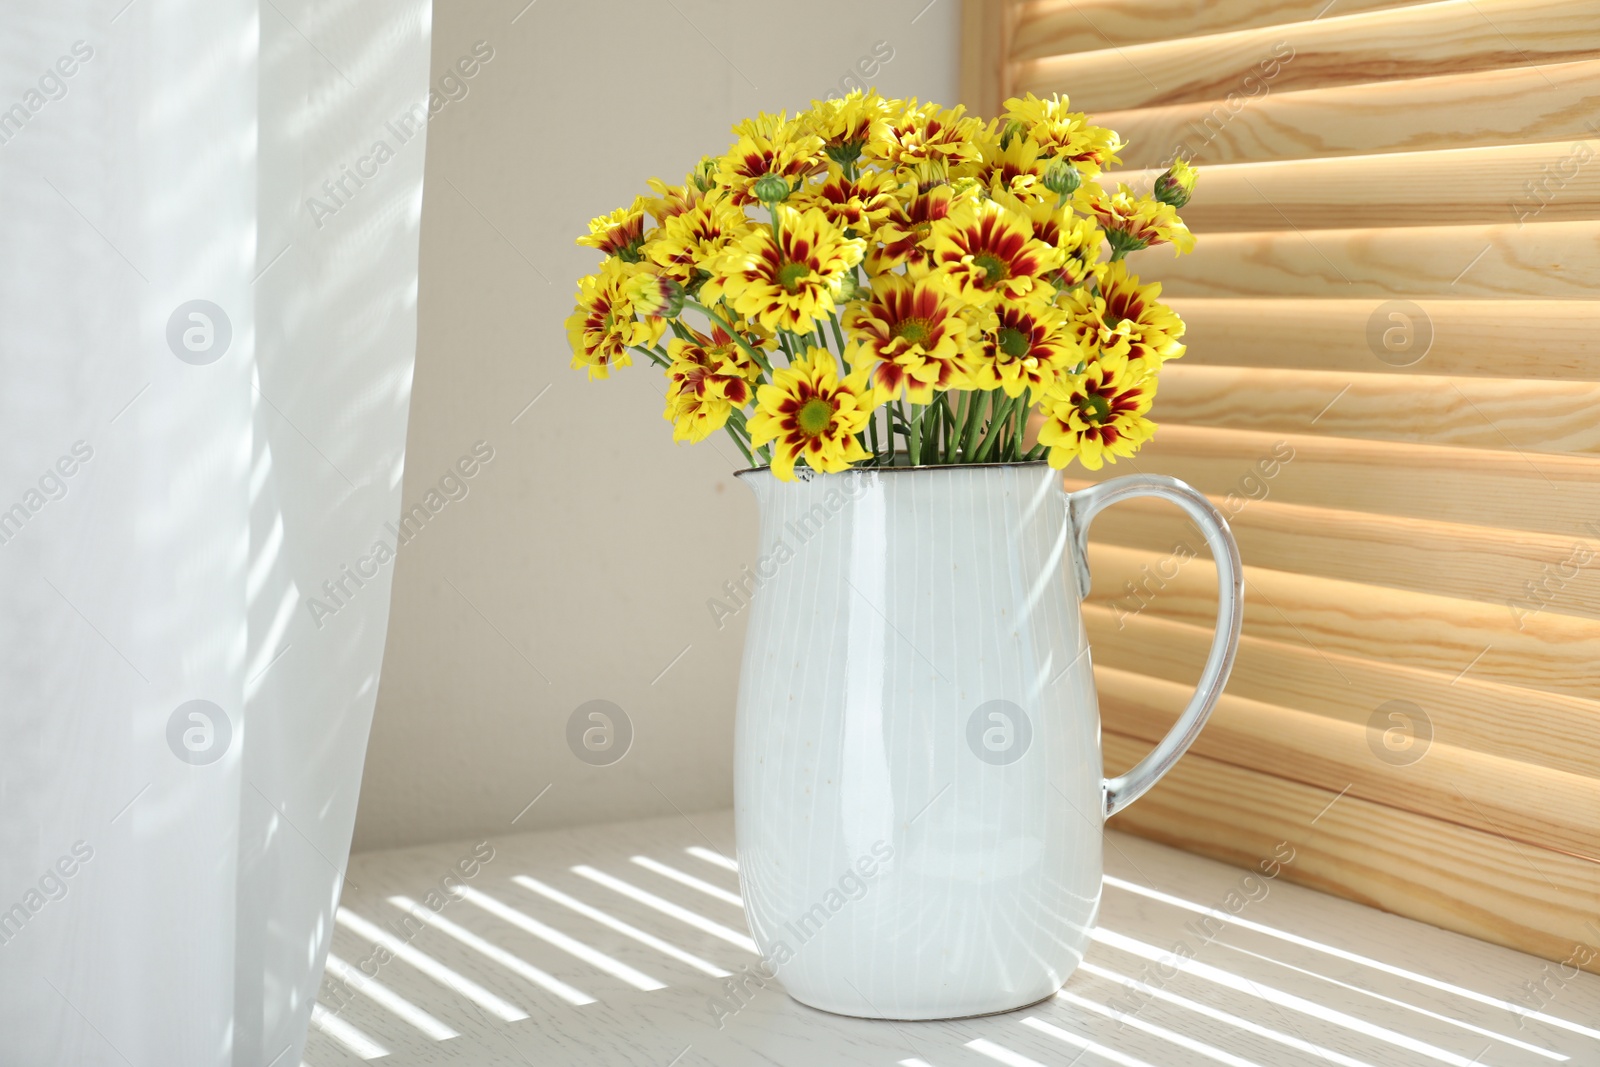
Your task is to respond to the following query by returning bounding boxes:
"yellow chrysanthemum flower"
[968,299,1082,397]
[1065,261,1186,364]
[1090,184,1195,256]
[799,89,894,166]
[564,259,666,380]
[978,133,1053,203]
[996,191,1101,295]
[866,98,987,189]
[867,182,968,275]
[709,205,865,334]
[844,272,976,404]
[748,347,876,480]
[641,177,702,224]
[796,163,900,239]
[647,190,752,289]
[663,327,760,443]
[1035,351,1157,470]
[1001,93,1124,177]
[714,111,828,208]
[927,196,1063,308]
[576,199,649,261]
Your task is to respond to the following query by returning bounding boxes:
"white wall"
[352,0,961,851]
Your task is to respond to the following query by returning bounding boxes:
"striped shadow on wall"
[962,0,1600,973]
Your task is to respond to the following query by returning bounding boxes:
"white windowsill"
[306,810,1600,1066]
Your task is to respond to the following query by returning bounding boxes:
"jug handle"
[1066,474,1244,819]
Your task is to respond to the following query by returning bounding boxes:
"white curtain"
[0,2,431,1063]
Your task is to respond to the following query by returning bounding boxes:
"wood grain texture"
[1164,297,1600,380]
[1155,364,1600,453]
[1078,423,1600,538]
[952,0,1600,970]
[1098,57,1600,168]
[1066,484,1600,621]
[1011,0,1427,62]
[960,0,1016,120]
[1097,664,1600,859]
[1117,141,1600,232]
[1086,604,1600,779]
[1013,0,1600,114]
[1083,541,1600,701]
[1146,219,1600,299]
[1101,732,1600,976]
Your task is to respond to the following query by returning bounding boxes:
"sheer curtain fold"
[0,2,431,1063]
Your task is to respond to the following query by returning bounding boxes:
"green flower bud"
[1043,159,1082,198]
[1153,158,1197,208]
[753,173,792,205]
[627,273,686,319]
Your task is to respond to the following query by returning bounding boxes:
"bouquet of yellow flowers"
[566,90,1196,480]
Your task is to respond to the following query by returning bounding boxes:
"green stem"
[907,401,922,466]
[959,388,988,461]
[631,345,670,369]
[1009,391,1028,460]
[972,393,1015,463]
[722,421,756,466]
[728,409,771,465]
[971,400,995,463]
[829,312,848,355]
[946,391,970,462]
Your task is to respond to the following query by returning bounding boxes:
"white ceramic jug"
[732,461,1242,1020]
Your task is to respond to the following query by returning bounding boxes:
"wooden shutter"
[963,0,1600,971]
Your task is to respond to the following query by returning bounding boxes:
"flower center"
[796,396,836,437]
[996,326,1030,359]
[777,260,812,293]
[1078,391,1112,424]
[893,317,933,345]
[973,253,1009,286]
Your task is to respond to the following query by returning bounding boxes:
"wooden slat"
[1085,605,1600,779]
[1014,0,1600,114]
[1084,542,1600,701]
[1097,665,1600,859]
[968,0,1600,972]
[1066,484,1600,621]
[1012,0,1428,62]
[1155,364,1600,453]
[1098,57,1600,168]
[1101,732,1600,974]
[960,0,1017,120]
[1079,423,1600,538]
[1147,219,1600,299]
[1119,141,1600,232]
[1165,298,1600,380]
